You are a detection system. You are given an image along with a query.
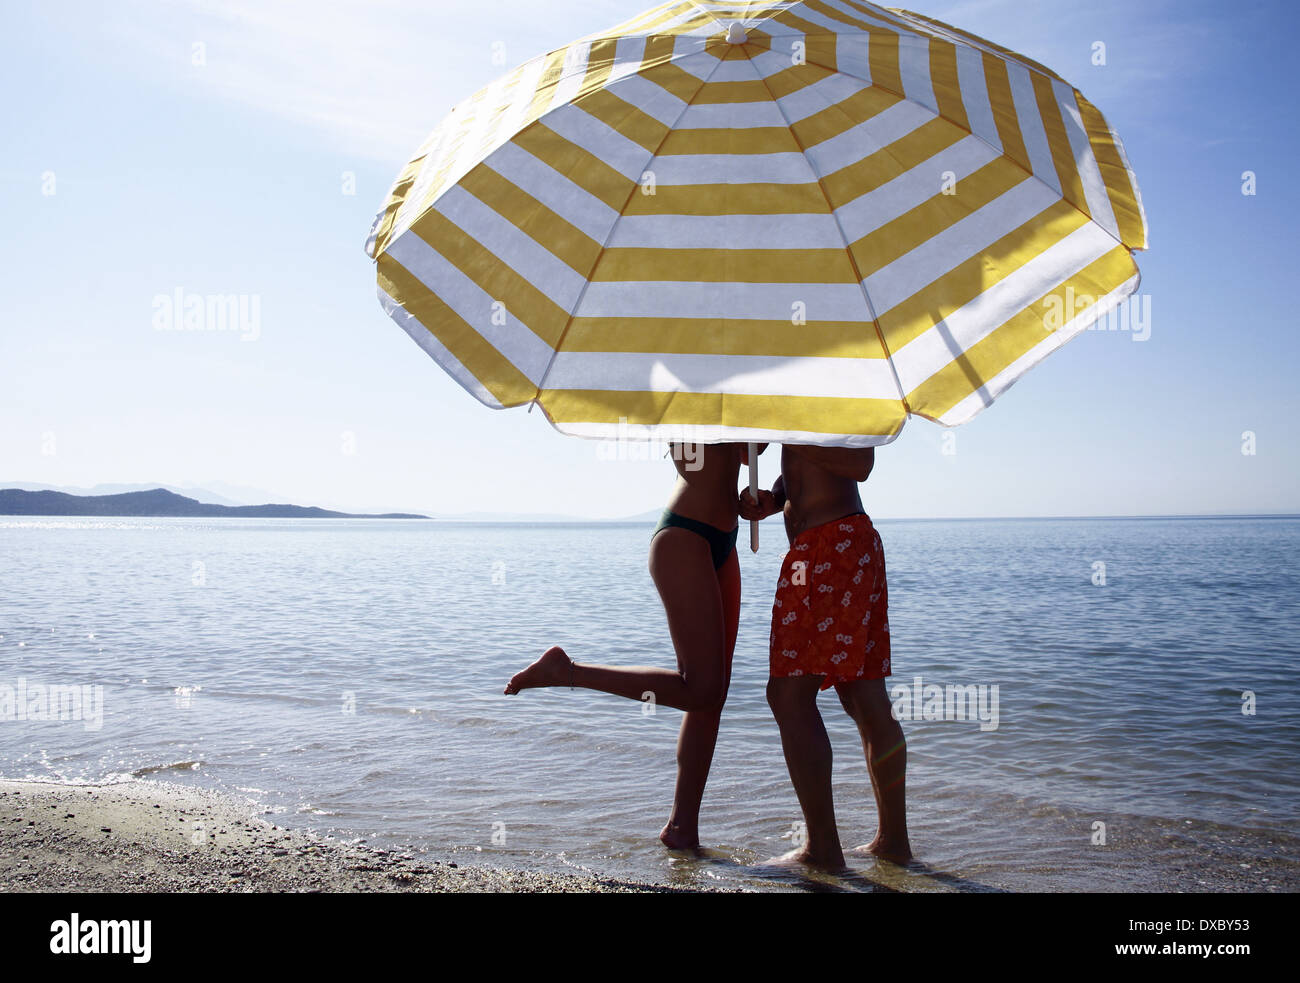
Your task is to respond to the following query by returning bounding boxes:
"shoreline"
[0,779,696,894]
[4,777,1297,894]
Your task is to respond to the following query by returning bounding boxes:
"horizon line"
[3,486,1295,525]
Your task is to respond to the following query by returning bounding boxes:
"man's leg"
[766,675,845,870]
[836,678,912,863]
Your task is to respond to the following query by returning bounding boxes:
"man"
[740,444,912,869]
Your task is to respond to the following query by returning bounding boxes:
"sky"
[1,0,1297,518]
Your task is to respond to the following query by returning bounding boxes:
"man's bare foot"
[503,646,573,695]
[762,846,846,873]
[659,822,700,851]
[850,835,913,865]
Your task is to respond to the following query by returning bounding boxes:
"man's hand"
[739,487,781,521]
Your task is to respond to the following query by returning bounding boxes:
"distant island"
[0,488,428,519]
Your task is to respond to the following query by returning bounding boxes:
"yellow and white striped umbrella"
[365,0,1147,447]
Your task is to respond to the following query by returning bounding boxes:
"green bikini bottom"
[652,509,738,570]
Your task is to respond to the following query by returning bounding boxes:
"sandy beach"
[0,779,691,894]
[4,777,1297,894]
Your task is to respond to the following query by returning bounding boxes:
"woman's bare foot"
[659,821,700,851]
[850,835,913,865]
[503,646,573,695]
[763,846,847,873]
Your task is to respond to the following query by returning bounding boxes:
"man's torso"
[781,445,867,543]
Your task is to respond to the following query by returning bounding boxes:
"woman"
[504,441,754,850]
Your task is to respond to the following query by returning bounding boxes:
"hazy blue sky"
[2,0,1297,518]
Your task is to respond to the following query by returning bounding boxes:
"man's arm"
[786,445,875,482]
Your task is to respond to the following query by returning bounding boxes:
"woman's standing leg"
[660,547,741,849]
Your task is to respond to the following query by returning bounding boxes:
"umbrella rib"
[747,52,911,417]
[887,5,1069,84]
[886,0,1151,244]
[682,0,727,34]
[698,0,1126,252]
[528,51,732,414]
[789,42,1127,252]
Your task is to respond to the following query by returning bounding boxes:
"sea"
[2,515,1297,892]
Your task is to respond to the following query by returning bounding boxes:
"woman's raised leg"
[504,528,727,714]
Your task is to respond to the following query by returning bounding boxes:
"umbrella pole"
[748,441,759,553]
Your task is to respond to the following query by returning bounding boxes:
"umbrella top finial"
[725,21,747,44]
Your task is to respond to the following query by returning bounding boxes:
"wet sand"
[0,779,692,893]
[3,778,1297,894]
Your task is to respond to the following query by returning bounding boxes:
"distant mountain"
[0,481,245,507]
[187,480,303,508]
[0,488,428,519]
[427,509,666,522]
[431,511,612,522]
[425,509,774,523]
[616,509,663,523]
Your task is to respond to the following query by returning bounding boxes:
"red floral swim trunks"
[769,513,891,690]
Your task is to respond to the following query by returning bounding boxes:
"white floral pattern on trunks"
[770,515,890,682]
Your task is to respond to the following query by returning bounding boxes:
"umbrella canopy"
[365,0,1147,447]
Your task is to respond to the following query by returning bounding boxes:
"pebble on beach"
[0,780,691,894]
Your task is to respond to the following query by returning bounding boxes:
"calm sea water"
[2,515,1298,891]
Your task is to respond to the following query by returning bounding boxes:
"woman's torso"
[663,442,742,531]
